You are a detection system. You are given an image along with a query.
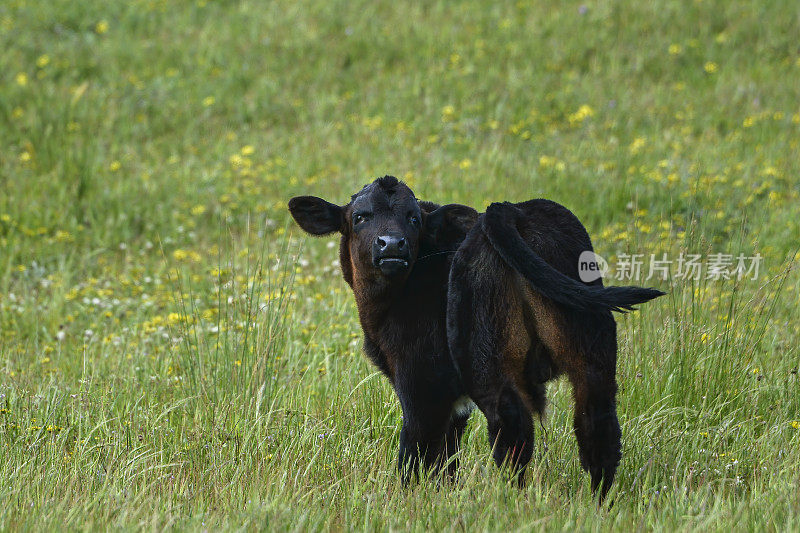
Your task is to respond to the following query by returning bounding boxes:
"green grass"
[2,0,800,529]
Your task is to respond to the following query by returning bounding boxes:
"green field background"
[1,0,799,530]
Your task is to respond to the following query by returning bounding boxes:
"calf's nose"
[374,235,406,256]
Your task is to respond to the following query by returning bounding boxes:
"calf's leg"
[481,386,534,486]
[567,362,621,501]
[397,401,463,483]
[442,411,470,478]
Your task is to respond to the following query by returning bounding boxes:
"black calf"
[288,177,664,500]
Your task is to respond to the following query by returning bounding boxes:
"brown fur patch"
[523,285,570,359]
[499,271,587,412]
[339,233,354,287]
[500,275,535,411]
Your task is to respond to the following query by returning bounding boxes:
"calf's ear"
[288,196,344,235]
[423,203,479,249]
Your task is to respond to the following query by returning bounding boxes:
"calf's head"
[288,175,477,290]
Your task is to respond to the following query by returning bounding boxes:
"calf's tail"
[481,202,665,313]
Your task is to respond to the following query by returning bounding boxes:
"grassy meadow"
[2,0,800,529]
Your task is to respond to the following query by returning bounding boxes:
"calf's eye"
[408,215,420,226]
[353,214,366,225]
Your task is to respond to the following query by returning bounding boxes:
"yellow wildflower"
[567,104,594,125]
[629,137,647,154]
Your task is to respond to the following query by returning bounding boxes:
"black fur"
[288,179,665,501]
